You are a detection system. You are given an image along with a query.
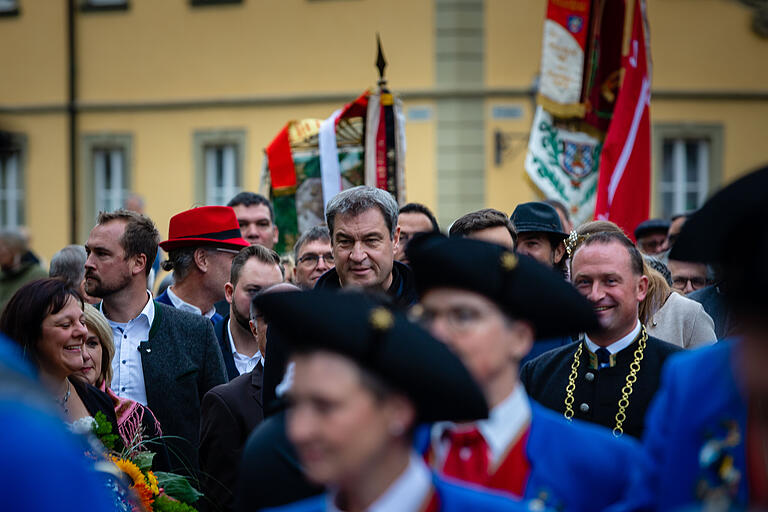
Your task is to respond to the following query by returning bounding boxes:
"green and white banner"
[524,106,601,226]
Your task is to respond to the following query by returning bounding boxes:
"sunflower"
[111,456,146,486]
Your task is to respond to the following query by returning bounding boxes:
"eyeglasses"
[297,252,334,266]
[672,276,708,291]
[409,304,498,333]
[215,248,241,256]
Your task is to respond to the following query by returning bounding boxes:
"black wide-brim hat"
[510,201,568,239]
[671,165,768,310]
[254,289,489,423]
[406,233,599,339]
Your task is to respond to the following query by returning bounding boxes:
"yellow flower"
[111,456,146,487]
[146,471,160,495]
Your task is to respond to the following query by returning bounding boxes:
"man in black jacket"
[314,186,417,308]
[521,231,680,439]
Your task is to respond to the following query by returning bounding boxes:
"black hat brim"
[255,290,489,423]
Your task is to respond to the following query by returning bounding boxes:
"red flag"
[594,0,651,241]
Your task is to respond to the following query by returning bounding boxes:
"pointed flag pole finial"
[376,33,387,87]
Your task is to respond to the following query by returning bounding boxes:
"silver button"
[579,403,590,413]
[146,348,151,353]
[585,372,595,382]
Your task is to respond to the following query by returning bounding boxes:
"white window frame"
[652,124,722,219]
[193,129,246,206]
[0,146,24,229]
[80,133,132,241]
[93,147,129,216]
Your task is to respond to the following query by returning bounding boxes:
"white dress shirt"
[166,286,217,320]
[227,319,263,375]
[431,384,531,467]
[584,319,641,356]
[326,453,432,512]
[103,291,154,405]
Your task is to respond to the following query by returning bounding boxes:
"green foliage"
[132,450,155,472]
[154,472,203,504]
[92,411,119,452]
[153,494,198,512]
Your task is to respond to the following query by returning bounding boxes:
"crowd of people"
[0,165,766,511]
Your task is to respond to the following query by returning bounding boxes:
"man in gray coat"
[85,209,227,473]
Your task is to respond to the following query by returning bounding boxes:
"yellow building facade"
[1,0,767,261]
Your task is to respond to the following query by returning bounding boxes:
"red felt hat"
[159,206,250,251]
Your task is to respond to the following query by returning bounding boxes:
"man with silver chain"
[521,230,680,439]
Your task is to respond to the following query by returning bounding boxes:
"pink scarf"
[99,382,162,449]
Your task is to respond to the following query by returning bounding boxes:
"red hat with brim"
[159,206,250,251]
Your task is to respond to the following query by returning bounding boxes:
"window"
[0,150,23,229]
[93,147,129,216]
[0,0,19,16]
[193,130,246,205]
[80,0,129,12]
[205,145,240,205]
[653,125,722,219]
[80,134,132,240]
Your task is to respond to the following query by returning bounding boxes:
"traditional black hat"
[510,201,567,238]
[634,218,671,240]
[406,234,599,339]
[254,289,489,423]
[671,165,768,310]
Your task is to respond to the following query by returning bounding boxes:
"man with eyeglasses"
[634,218,671,256]
[292,226,334,290]
[157,206,250,325]
[668,258,710,295]
[406,234,640,511]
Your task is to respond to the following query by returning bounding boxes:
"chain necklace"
[57,378,71,415]
[563,327,648,437]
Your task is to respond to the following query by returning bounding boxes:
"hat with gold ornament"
[253,289,489,422]
[406,233,599,339]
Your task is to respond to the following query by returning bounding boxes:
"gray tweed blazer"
[138,301,227,474]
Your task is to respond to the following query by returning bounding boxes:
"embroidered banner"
[265,89,406,254]
[525,106,601,226]
[538,0,592,117]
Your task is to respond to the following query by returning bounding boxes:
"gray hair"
[49,245,87,287]
[293,225,331,262]
[0,229,27,254]
[325,186,399,239]
[161,247,200,283]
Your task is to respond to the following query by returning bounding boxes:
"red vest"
[427,424,532,497]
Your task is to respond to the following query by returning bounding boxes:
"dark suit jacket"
[139,302,228,474]
[214,315,239,381]
[521,331,681,439]
[235,409,322,512]
[199,362,264,512]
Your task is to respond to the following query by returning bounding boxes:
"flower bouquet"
[93,411,202,512]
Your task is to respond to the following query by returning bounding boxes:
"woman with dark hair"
[0,278,120,436]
